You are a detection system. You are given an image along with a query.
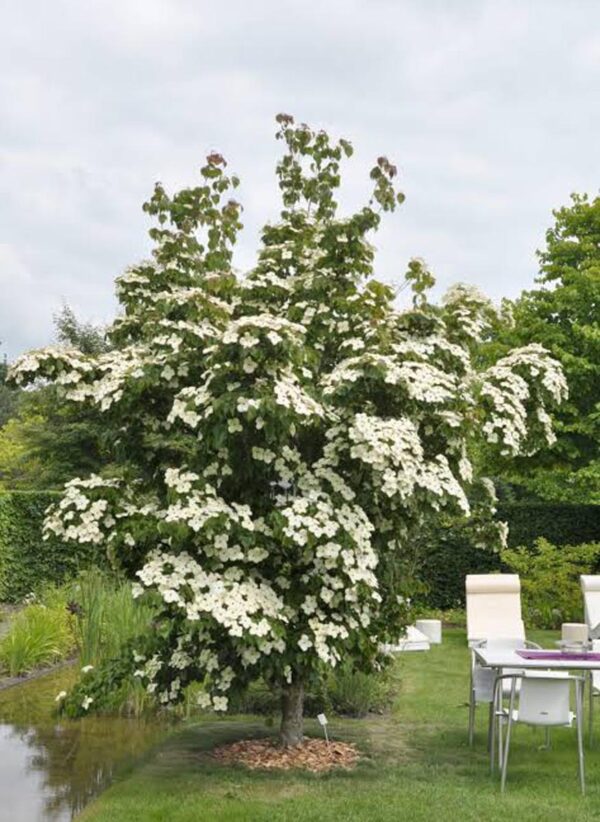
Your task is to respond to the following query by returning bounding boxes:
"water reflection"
[0,669,168,821]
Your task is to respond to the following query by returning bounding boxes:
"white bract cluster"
[135,551,286,637]
[481,344,568,455]
[9,124,567,716]
[44,475,121,545]
[345,413,470,512]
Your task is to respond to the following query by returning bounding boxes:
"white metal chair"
[581,576,600,641]
[580,575,600,740]
[472,636,544,763]
[495,671,585,795]
[466,574,535,745]
[466,574,526,645]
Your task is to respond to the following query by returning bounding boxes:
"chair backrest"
[517,673,572,726]
[580,576,600,638]
[466,574,525,644]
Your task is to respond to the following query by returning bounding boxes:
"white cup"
[561,623,588,643]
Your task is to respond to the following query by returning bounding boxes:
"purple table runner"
[516,649,600,662]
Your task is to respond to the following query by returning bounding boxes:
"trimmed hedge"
[0,491,101,602]
[419,503,600,610]
[497,503,600,549]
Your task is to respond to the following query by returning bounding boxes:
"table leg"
[588,671,594,746]
[490,669,502,774]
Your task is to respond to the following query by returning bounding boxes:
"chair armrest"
[491,672,521,702]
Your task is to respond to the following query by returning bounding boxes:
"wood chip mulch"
[212,737,360,773]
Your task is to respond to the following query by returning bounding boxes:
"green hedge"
[0,491,101,602]
[419,503,600,610]
[497,503,600,548]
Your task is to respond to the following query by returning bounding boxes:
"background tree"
[10,117,566,745]
[0,352,21,428]
[489,194,600,503]
[53,304,110,356]
[0,308,109,489]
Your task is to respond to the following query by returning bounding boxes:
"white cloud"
[1,0,599,358]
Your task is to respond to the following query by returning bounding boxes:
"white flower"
[81,665,94,674]
[213,696,228,712]
[81,696,94,710]
[55,691,67,702]
[196,692,212,709]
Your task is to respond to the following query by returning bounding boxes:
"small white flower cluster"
[164,467,200,495]
[481,344,568,455]
[168,383,210,428]
[274,488,380,665]
[442,282,494,342]
[442,282,490,307]
[64,347,149,410]
[274,372,325,418]
[44,475,120,544]
[9,346,93,387]
[323,353,457,405]
[164,486,255,535]
[221,314,305,346]
[346,413,469,512]
[390,336,470,372]
[136,550,287,639]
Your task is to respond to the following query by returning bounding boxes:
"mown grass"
[79,628,600,821]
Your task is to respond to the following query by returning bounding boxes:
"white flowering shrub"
[10,116,567,745]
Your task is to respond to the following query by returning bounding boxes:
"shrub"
[413,606,466,628]
[417,503,600,609]
[66,569,156,667]
[0,491,102,602]
[62,654,395,720]
[502,538,600,629]
[324,663,395,717]
[0,603,74,676]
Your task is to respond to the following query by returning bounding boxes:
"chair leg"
[468,688,476,746]
[500,711,513,793]
[577,680,586,795]
[497,699,503,770]
[490,700,496,773]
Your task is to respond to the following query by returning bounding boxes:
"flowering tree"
[10,115,567,746]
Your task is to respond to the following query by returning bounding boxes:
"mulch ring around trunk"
[212,737,360,773]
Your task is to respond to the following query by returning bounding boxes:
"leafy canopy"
[491,193,600,503]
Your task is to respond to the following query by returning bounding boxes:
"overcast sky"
[1,0,599,359]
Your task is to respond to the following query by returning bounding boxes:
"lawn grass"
[78,629,600,821]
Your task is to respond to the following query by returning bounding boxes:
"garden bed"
[212,737,360,773]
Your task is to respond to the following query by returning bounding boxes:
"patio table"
[473,646,600,770]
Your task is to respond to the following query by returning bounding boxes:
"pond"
[0,668,169,821]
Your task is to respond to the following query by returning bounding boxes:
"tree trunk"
[280,680,304,747]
